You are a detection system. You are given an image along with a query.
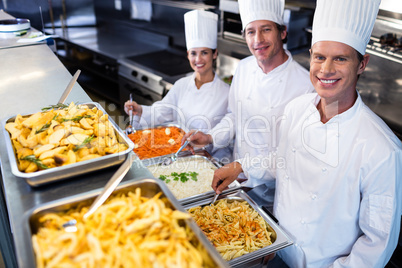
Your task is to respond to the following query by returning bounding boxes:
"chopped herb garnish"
[158,171,198,184]
[73,135,95,152]
[41,103,69,111]
[189,171,198,181]
[20,155,49,170]
[61,115,92,123]
[35,114,59,134]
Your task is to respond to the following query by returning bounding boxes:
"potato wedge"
[34,144,56,157]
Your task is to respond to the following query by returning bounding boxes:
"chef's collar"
[311,91,362,124]
[191,72,218,90]
[253,50,292,76]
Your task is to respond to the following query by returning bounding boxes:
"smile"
[319,78,339,84]
[254,46,268,51]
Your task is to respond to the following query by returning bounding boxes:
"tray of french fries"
[183,190,293,268]
[25,177,229,268]
[2,102,134,187]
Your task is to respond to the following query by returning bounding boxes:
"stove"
[118,49,193,109]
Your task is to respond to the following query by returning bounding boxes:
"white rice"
[147,157,217,200]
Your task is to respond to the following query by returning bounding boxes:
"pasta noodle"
[128,126,185,159]
[188,199,273,261]
[32,188,209,268]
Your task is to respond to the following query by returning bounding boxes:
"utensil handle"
[58,69,81,104]
[175,130,198,156]
[83,152,134,219]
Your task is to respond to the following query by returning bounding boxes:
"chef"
[184,0,314,195]
[124,10,230,159]
[213,0,402,267]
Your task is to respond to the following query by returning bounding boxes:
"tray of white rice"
[145,155,241,205]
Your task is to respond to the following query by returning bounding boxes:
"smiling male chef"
[212,0,402,267]
[184,0,314,197]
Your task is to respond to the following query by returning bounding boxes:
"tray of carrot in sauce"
[127,125,186,160]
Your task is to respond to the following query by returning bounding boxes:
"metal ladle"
[162,130,198,166]
[63,152,135,232]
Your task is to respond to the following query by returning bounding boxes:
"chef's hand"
[182,130,213,154]
[212,161,243,194]
[124,100,143,117]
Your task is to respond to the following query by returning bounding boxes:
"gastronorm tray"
[127,123,186,160]
[183,190,293,268]
[24,178,229,268]
[143,153,241,205]
[2,102,135,187]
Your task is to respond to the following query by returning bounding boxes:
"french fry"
[32,189,206,268]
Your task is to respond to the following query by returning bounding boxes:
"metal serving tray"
[130,123,187,160]
[184,190,293,268]
[24,178,229,268]
[2,102,135,187]
[143,154,241,205]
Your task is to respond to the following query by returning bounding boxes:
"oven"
[118,50,193,108]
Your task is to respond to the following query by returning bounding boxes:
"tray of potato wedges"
[2,102,134,187]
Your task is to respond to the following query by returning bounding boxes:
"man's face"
[244,20,286,67]
[310,41,369,105]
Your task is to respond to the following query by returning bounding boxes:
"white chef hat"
[312,0,381,55]
[184,10,218,50]
[238,0,285,30]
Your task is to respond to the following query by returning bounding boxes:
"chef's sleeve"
[235,152,277,182]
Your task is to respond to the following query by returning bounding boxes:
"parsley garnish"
[157,171,198,184]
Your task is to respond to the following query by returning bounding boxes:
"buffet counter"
[0,31,154,268]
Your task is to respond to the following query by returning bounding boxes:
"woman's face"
[187,47,217,76]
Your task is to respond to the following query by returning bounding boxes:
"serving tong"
[63,152,135,232]
[162,130,198,166]
[210,179,223,206]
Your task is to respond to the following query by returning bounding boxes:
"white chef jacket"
[269,93,401,267]
[134,72,231,159]
[209,50,314,187]
[136,72,229,132]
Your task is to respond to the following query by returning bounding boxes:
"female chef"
[124,10,230,160]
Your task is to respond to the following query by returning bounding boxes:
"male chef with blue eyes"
[212,0,402,267]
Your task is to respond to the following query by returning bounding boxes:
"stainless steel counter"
[0,38,154,267]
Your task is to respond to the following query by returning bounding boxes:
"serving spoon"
[162,130,198,166]
[125,93,135,135]
[58,69,81,104]
[63,152,135,232]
